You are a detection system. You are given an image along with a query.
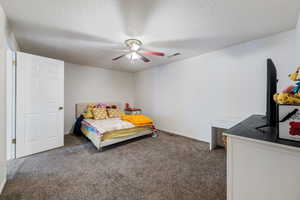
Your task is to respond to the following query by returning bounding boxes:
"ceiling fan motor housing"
[112,39,165,62]
[125,39,142,51]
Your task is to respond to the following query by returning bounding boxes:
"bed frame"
[76,103,155,151]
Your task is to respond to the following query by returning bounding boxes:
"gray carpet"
[0,132,226,200]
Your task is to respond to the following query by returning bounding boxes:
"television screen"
[266,58,278,126]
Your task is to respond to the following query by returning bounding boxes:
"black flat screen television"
[266,58,278,126]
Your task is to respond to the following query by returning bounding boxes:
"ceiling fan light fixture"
[125,39,142,50]
[112,39,164,63]
[130,43,140,51]
[127,52,140,61]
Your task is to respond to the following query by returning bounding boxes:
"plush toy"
[282,85,296,94]
[274,93,300,105]
[288,67,300,81]
[274,66,300,105]
[83,104,96,119]
[292,82,300,94]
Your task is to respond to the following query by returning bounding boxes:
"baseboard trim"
[158,129,209,144]
[0,178,6,195]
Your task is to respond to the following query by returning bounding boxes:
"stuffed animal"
[274,66,300,105]
[292,82,300,94]
[274,93,300,105]
[288,67,300,81]
[83,104,96,119]
[282,85,296,94]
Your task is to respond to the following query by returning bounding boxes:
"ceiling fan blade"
[140,50,165,56]
[138,54,150,63]
[168,52,181,58]
[112,54,126,61]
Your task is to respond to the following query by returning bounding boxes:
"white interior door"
[16,52,64,158]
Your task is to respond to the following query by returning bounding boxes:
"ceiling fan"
[112,39,165,63]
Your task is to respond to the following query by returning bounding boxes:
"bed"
[76,103,156,151]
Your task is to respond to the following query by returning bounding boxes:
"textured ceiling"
[1,0,300,72]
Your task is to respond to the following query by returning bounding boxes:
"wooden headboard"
[75,102,123,118]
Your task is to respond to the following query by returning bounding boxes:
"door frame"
[6,50,16,160]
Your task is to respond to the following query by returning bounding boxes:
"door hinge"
[12,60,16,65]
[12,139,16,144]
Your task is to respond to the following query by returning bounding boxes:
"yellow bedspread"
[121,115,153,126]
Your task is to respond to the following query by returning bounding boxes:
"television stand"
[255,124,270,130]
[256,108,298,131]
[223,115,300,200]
[255,115,277,131]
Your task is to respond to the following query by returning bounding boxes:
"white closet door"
[16,52,64,158]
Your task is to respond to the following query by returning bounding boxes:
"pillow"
[92,108,108,120]
[107,109,124,118]
[96,103,107,108]
[83,110,93,119]
[106,105,118,109]
[83,104,96,119]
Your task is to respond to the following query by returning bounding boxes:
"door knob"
[59,106,64,110]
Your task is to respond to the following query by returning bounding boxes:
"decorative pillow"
[83,104,96,119]
[107,109,124,118]
[96,103,107,108]
[83,110,93,119]
[105,105,118,109]
[92,108,108,120]
[111,105,118,109]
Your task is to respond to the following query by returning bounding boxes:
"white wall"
[5,29,19,51]
[297,15,300,64]
[298,14,300,33]
[135,30,298,142]
[64,63,135,133]
[0,4,7,194]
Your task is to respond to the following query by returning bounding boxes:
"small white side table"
[210,119,241,151]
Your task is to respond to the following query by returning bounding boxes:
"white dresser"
[224,115,300,200]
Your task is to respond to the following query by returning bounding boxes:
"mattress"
[81,119,152,141]
[83,118,135,136]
